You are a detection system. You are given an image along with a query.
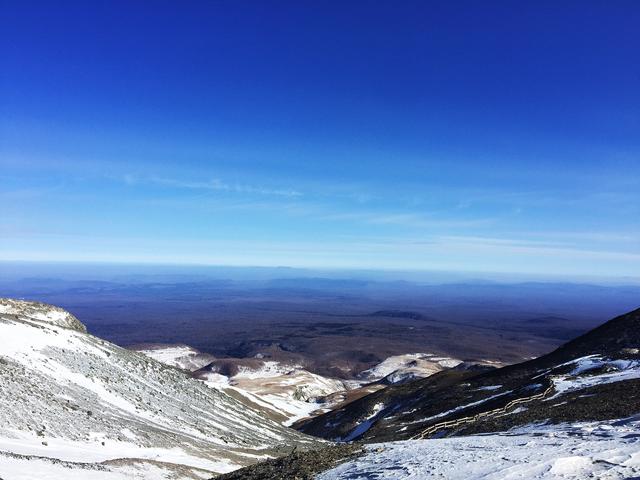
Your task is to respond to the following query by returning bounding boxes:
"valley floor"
[316,416,640,479]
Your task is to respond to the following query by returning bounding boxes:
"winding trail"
[410,383,555,440]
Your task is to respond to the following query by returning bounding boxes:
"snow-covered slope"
[131,345,215,372]
[138,349,468,427]
[0,452,216,480]
[317,416,640,479]
[0,299,317,479]
[548,355,640,399]
[133,348,351,425]
[0,298,87,332]
[196,360,349,425]
[358,353,462,384]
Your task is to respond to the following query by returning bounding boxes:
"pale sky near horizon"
[2,1,639,278]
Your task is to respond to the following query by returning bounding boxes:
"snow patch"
[548,355,640,399]
[318,417,640,480]
[358,353,462,384]
[133,346,214,372]
[475,384,503,391]
[340,403,386,442]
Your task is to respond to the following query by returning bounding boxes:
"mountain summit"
[0,297,87,332]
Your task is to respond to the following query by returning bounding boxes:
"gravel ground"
[213,444,365,480]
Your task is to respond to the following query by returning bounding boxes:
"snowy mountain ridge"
[132,344,216,372]
[357,353,463,384]
[0,297,87,332]
[0,299,317,479]
[136,347,466,427]
[135,345,351,426]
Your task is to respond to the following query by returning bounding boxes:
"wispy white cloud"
[122,174,303,198]
[514,231,640,245]
[320,211,495,229]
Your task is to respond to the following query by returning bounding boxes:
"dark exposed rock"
[213,443,365,480]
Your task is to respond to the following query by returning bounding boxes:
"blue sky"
[1,1,639,278]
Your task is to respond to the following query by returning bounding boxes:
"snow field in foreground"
[317,417,640,479]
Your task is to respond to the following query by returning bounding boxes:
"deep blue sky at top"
[1,1,639,277]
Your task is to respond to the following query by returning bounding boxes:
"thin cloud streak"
[150,176,303,197]
[320,212,495,229]
[121,174,303,198]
